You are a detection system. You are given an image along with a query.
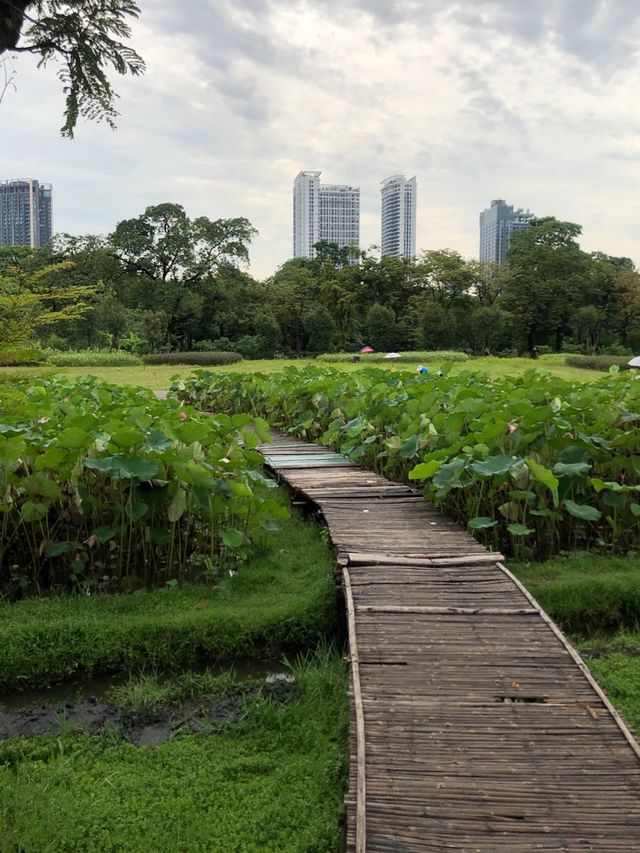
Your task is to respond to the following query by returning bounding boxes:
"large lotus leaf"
[468,516,497,529]
[221,529,244,548]
[20,500,48,522]
[471,455,522,477]
[563,499,602,522]
[399,434,420,459]
[34,446,68,472]
[552,461,591,477]
[433,458,467,492]
[110,426,146,450]
[409,459,441,480]
[167,488,187,523]
[526,459,559,491]
[507,523,534,536]
[58,427,90,449]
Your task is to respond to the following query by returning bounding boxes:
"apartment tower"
[479,199,533,265]
[380,174,416,258]
[0,179,53,248]
[293,171,360,259]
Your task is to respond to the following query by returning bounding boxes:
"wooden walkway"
[259,434,640,852]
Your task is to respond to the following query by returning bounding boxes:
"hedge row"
[143,351,243,366]
[565,354,632,372]
[46,350,143,367]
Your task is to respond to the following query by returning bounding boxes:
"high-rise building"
[479,199,533,265]
[0,179,53,248]
[293,171,360,259]
[380,174,416,258]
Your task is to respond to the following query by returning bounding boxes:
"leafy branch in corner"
[0,0,145,136]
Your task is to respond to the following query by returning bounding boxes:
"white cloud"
[1,0,639,275]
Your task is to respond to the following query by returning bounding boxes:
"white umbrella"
[628,356,640,368]
[384,352,401,359]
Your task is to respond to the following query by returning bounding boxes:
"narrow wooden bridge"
[260,433,640,852]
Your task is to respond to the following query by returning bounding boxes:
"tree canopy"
[0,0,144,136]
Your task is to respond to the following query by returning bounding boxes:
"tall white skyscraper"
[380,174,416,258]
[293,171,360,259]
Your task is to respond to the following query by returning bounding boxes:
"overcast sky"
[1,0,639,277]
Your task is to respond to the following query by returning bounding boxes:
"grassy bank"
[0,653,348,853]
[0,491,336,692]
[512,554,640,636]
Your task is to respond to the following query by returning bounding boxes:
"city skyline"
[1,2,638,276]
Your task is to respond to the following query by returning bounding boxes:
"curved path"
[260,433,640,852]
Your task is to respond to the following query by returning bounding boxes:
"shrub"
[143,351,243,366]
[46,349,143,367]
[316,350,469,364]
[0,345,46,366]
[565,354,632,372]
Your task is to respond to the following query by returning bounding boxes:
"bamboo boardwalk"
[259,433,640,852]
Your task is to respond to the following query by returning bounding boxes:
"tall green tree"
[505,217,593,353]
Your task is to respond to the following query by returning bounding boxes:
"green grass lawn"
[0,354,598,389]
[0,653,348,853]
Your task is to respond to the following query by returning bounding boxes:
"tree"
[505,217,593,354]
[366,303,397,352]
[0,260,93,352]
[0,0,145,137]
[109,204,257,283]
[268,261,317,354]
[304,305,336,353]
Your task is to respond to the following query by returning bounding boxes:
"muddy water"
[0,658,290,712]
[0,659,294,746]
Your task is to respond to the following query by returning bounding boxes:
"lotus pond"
[173,364,640,560]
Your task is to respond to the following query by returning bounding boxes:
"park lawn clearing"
[0,354,598,390]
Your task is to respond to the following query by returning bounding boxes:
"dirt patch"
[0,683,294,746]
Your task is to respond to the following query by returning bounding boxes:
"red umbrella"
[360,346,374,353]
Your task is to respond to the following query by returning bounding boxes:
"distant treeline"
[1,204,639,359]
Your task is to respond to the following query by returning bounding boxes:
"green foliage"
[317,350,469,363]
[0,345,45,366]
[0,260,94,347]
[366,303,397,351]
[0,653,348,852]
[143,351,243,366]
[0,375,283,595]
[173,365,640,559]
[0,490,336,689]
[2,0,146,137]
[565,354,632,372]
[46,349,142,366]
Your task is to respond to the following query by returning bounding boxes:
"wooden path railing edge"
[341,563,366,853]
[497,560,640,762]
